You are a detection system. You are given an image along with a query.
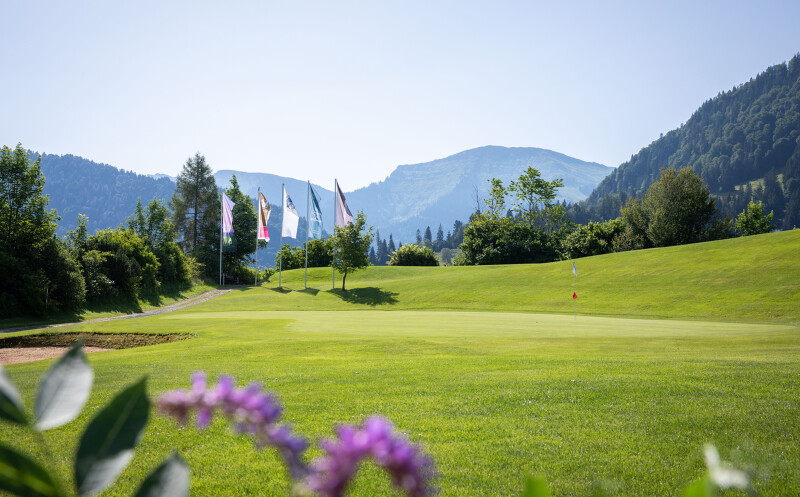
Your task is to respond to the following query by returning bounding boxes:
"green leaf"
[520,475,550,497]
[74,377,150,497]
[0,366,28,425]
[682,475,715,497]
[0,444,63,497]
[34,341,93,431]
[133,453,189,497]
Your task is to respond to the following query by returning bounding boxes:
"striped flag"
[573,262,577,277]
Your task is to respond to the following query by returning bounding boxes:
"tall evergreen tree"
[434,224,444,251]
[375,230,385,266]
[423,226,432,248]
[416,229,422,245]
[388,234,396,254]
[170,153,218,258]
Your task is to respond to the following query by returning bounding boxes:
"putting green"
[163,310,796,339]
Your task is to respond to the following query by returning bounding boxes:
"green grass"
[2,231,799,496]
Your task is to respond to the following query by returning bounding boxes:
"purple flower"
[306,416,436,497]
[158,372,307,478]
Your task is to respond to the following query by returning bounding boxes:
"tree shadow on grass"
[329,287,399,306]
[270,287,293,294]
[300,288,320,296]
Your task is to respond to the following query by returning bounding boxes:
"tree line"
[451,164,776,266]
[0,145,267,317]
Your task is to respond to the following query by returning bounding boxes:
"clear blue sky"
[2,1,799,189]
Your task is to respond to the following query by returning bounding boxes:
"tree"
[617,167,730,250]
[643,167,724,246]
[415,229,422,245]
[128,198,190,284]
[423,226,432,248]
[388,244,438,266]
[0,144,84,314]
[434,225,444,251]
[508,166,565,231]
[375,230,385,266]
[170,153,218,259]
[331,211,373,291]
[484,178,506,220]
[735,201,774,236]
[388,234,396,254]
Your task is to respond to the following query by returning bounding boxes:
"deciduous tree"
[331,211,373,291]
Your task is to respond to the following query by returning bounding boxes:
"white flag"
[573,262,577,277]
[335,182,353,227]
[282,186,299,238]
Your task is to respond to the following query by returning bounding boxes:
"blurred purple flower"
[158,372,307,478]
[306,416,436,497]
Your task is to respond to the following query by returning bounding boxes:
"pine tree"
[416,229,422,245]
[434,224,444,251]
[375,230,385,266]
[388,234,396,254]
[170,153,218,258]
[423,226,432,248]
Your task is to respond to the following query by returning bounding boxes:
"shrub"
[389,244,439,266]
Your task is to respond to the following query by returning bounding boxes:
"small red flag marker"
[572,292,577,299]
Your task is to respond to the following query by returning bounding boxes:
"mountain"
[347,146,612,243]
[584,54,800,229]
[37,153,175,236]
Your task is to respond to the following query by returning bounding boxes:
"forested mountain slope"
[584,54,800,228]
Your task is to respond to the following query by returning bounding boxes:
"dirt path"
[0,289,232,335]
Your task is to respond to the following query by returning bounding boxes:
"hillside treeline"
[581,54,800,229]
[37,152,175,236]
[453,164,775,266]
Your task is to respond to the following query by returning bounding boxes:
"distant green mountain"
[37,153,175,236]
[347,145,612,244]
[585,54,800,229]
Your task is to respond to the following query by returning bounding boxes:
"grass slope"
[2,231,799,496]
[221,230,800,324]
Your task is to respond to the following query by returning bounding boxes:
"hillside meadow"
[1,230,799,496]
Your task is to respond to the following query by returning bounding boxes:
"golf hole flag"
[257,192,270,241]
[309,185,324,239]
[573,261,577,277]
[335,182,353,227]
[282,186,299,238]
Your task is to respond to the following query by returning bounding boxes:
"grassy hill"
[2,231,799,496]
[218,229,800,324]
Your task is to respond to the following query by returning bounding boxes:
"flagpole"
[332,179,337,290]
[254,187,260,287]
[573,262,577,321]
[219,192,223,287]
[305,181,310,289]
[279,184,284,287]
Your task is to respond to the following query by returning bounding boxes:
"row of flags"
[221,183,353,244]
[219,181,354,286]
